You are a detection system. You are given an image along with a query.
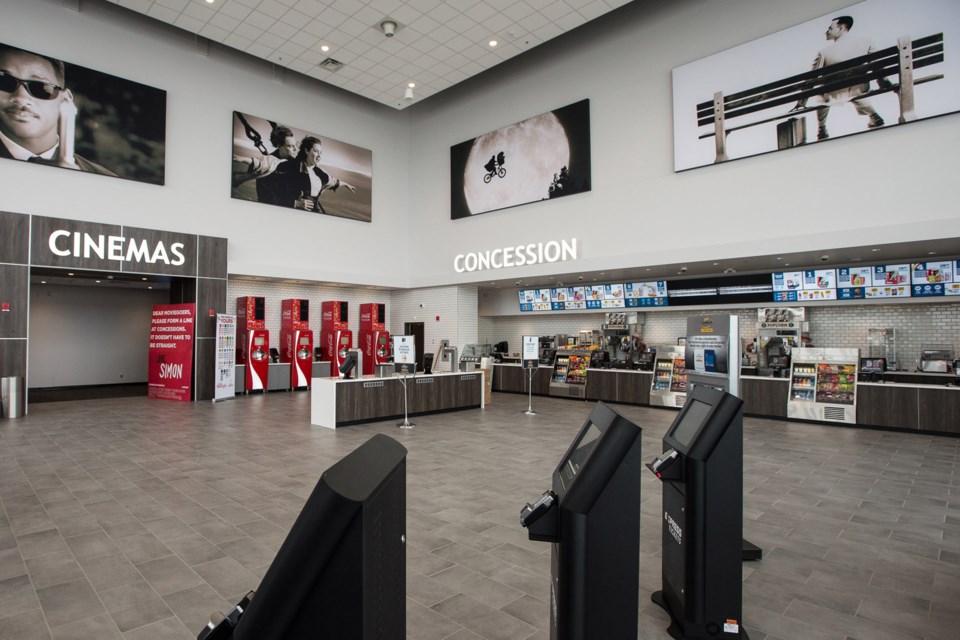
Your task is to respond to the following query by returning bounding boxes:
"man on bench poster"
[791,16,890,140]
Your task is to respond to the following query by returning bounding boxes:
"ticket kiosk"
[648,385,749,639]
[281,299,313,390]
[520,402,643,639]
[237,296,269,393]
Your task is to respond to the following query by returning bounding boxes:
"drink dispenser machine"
[237,296,269,393]
[359,303,390,376]
[281,299,313,390]
[320,301,353,376]
[520,402,643,639]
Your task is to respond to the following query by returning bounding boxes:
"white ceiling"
[106,0,632,109]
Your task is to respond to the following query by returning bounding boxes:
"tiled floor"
[0,391,957,639]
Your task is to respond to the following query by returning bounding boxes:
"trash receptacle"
[1,377,25,419]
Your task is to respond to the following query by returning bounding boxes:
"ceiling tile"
[502,1,535,22]
[209,13,241,31]
[219,1,254,21]
[315,6,350,27]
[256,0,289,19]
[338,17,370,37]
[292,0,326,18]
[245,10,278,30]
[175,14,205,32]
[222,33,254,49]
[233,22,265,40]
[146,5,179,23]
[156,0,189,11]
[268,20,299,39]
[289,29,320,48]
[246,41,275,58]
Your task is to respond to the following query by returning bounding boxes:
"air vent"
[318,58,344,72]
[823,406,847,421]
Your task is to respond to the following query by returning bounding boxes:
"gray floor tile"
[2,393,958,640]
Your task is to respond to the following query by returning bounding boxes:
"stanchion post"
[523,364,537,416]
[397,370,415,429]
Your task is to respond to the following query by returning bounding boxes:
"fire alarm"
[208,309,216,317]
[436,315,440,321]
[1,302,9,312]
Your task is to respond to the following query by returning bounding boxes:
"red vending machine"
[320,301,353,376]
[359,303,390,376]
[281,299,313,390]
[237,296,269,393]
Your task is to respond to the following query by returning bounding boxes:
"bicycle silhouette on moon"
[483,151,506,183]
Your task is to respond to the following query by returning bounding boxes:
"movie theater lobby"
[2,0,959,639]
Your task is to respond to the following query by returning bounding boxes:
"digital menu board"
[837,266,872,300]
[602,283,625,308]
[949,260,960,296]
[772,269,836,301]
[910,261,955,297]
[625,281,668,307]
[549,287,588,310]
[519,289,551,312]
[586,285,606,309]
[867,264,910,298]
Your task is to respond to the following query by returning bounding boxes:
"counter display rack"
[549,349,591,398]
[787,348,859,423]
[649,345,687,408]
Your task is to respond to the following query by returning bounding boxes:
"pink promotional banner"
[148,303,195,402]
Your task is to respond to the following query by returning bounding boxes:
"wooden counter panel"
[918,388,960,434]
[741,378,788,418]
[856,385,919,430]
[617,373,651,405]
[585,370,617,402]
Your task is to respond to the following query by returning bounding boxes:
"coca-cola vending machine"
[320,301,353,376]
[281,299,313,390]
[359,303,390,376]
[237,296,269,393]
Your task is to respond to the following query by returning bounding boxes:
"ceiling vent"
[318,58,344,72]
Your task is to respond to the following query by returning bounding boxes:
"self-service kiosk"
[281,299,313,390]
[648,385,750,639]
[320,301,353,376]
[359,303,390,376]
[237,296,269,393]
[520,402,643,640]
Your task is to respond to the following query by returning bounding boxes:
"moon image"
[463,113,570,215]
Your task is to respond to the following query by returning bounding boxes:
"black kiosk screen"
[560,422,602,490]
[668,399,711,449]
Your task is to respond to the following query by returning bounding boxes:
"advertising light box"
[586,285,605,309]
[551,287,569,310]
[625,281,668,307]
[519,290,534,312]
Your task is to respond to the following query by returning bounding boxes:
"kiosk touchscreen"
[648,385,749,639]
[520,402,643,640]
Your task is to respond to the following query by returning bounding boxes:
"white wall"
[0,0,411,287]
[28,284,169,387]
[406,0,960,288]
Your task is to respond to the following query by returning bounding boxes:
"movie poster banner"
[0,41,166,183]
[672,0,959,171]
[450,99,591,219]
[148,303,195,402]
[231,111,373,222]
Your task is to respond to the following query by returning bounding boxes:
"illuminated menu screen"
[911,261,956,297]
[867,264,910,298]
[625,281,668,307]
[772,269,837,301]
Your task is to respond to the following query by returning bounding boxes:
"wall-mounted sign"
[455,238,577,273]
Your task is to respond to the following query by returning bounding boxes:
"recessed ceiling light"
[148,286,153,290]
[68,272,74,276]
[41,280,46,284]
[776,257,782,260]
[713,262,719,266]
[95,280,101,284]
[321,45,330,52]
[784,263,791,266]
[141,277,148,281]
[928,251,937,255]
[206,0,214,4]
[408,82,415,88]
[489,40,498,47]
[871,248,880,252]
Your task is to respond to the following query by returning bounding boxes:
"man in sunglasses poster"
[0,44,166,184]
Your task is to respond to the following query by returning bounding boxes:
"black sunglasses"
[0,70,63,100]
